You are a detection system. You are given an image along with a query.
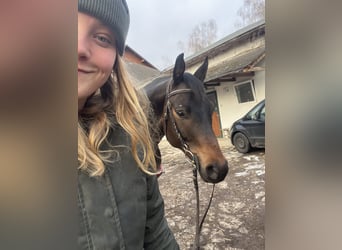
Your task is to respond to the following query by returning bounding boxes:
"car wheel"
[233,132,251,153]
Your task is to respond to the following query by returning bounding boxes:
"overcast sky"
[126,0,243,70]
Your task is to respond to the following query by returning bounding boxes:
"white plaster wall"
[185,34,265,133]
[253,59,265,101]
[215,63,265,130]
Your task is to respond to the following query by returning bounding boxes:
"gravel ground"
[158,138,265,250]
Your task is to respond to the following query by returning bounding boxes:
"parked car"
[230,99,265,153]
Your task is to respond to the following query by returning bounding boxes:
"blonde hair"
[78,56,157,176]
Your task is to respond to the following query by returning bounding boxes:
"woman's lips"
[78,69,90,73]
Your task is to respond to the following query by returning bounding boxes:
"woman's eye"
[95,35,112,46]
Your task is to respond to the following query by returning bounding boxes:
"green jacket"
[78,124,179,250]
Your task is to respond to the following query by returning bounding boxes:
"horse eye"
[176,110,185,117]
[175,109,186,117]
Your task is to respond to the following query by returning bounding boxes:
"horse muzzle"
[199,161,229,183]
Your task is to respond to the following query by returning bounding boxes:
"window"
[234,81,255,103]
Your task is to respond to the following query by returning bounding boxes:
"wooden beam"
[205,71,255,83]
[204,82,221,86]
[245,66,264,72]
[229,72,255,77]
[206,77,236,83]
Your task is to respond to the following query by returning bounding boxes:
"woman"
[77,0,179,249]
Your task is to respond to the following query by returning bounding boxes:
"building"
[164,20,265,137]
[123,46,160,87]
[124,20,265,138]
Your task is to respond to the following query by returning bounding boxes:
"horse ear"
[173,53,185,84]
[194,56,208,82]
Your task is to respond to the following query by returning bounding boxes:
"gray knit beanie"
[78,0,130,56]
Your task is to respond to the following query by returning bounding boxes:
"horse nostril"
[206,165,219,180]
[204,162,229,183]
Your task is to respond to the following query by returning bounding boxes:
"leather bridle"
[163,80,193,159]
[162,80,215,250]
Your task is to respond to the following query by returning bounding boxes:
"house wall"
[173,23,265,137]
[188,39,265,135]
[124,48,157,69]
[215,60,265,132]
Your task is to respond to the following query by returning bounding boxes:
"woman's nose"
[78,36,91,60]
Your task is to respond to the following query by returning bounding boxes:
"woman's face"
[78,12,117,110]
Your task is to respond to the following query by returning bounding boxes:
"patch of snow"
[255,191,265,199]
[256,170,265,176]
[235,171,249,177]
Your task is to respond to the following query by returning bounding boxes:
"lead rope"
[191,153,215,250]
[168,107,215,249]
[192,154,201,250]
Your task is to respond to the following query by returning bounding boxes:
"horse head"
[163,53,229,183]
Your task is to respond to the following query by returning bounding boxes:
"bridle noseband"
[162,80,215,250]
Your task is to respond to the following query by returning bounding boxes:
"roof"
[205,44,265,83]
[124,61,160,87]
[124,46,158,70]
[185,20,265,67]
[162,20,265,74]
[126,20,265,88]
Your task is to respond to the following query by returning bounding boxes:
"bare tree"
[178,19,218,55]
[235,0,265,28]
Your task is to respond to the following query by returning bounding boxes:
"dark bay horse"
[143,53,228,183]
